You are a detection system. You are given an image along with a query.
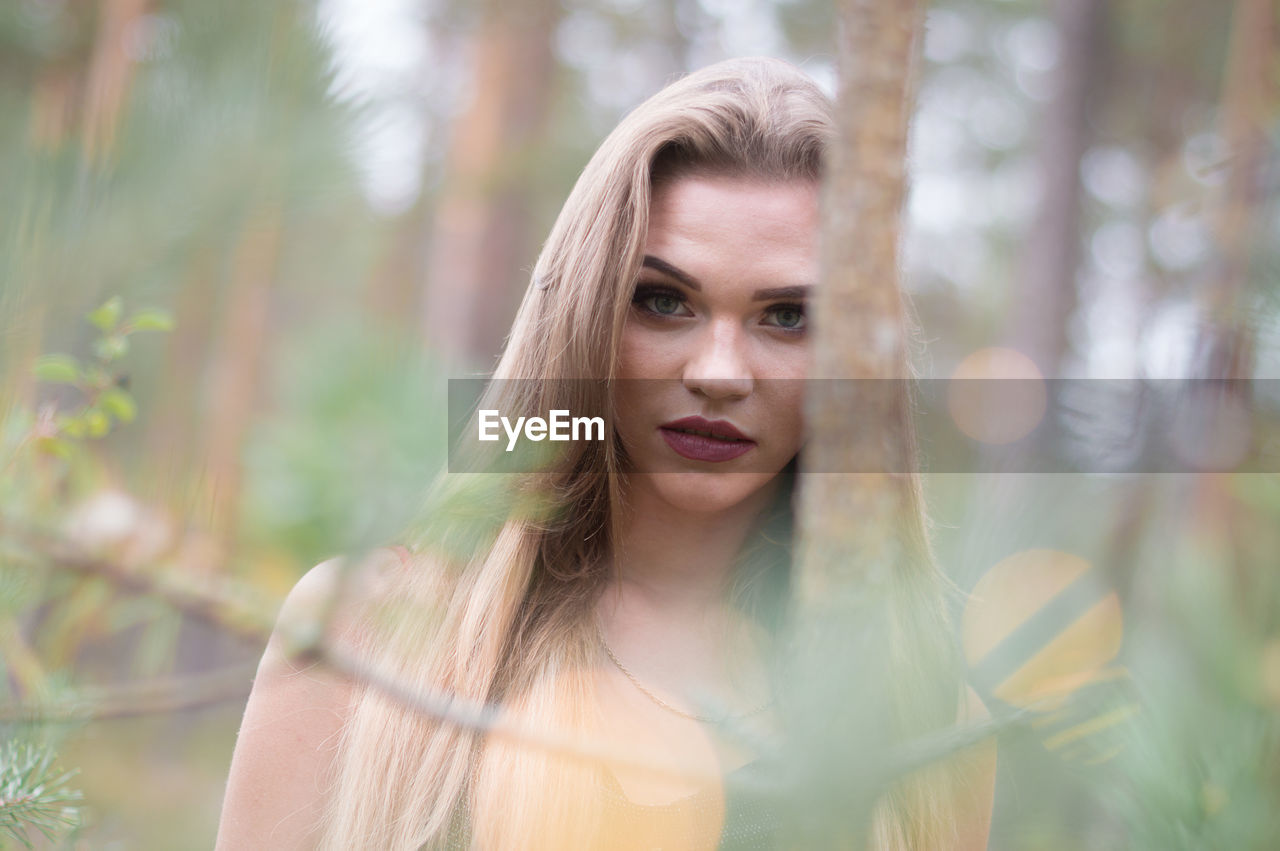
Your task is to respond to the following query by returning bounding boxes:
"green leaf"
[100,388,137,423]
[34,435,74,460]
[87,296,123,333]
[128,309,174,332]
[83,407,110,438]
[56,414,87,439]
[32,355,81,385]
[82,365,111,391]
[93,335,129,362]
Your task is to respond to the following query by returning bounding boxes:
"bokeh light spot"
[948,347,1047,445]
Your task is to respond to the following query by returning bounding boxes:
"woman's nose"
[681,320,753,400]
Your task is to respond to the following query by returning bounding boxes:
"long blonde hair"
[316,56,972,850]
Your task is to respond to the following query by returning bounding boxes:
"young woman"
[217,56,996,850]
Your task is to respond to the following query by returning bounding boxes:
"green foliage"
[1102,547,1280,849]
[1,296,171,846]
[128,311,175,333]
[28,298,172,454]
[0,740,82,849]
[31,356,79,385]
[0,0,384,846]
[239,319,448,565]
[86,296,122,334]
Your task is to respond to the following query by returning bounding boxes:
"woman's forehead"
[644,176,821,281]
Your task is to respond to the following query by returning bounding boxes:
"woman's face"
[615,174,819,515]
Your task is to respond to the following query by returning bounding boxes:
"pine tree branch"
[0,741,82,849]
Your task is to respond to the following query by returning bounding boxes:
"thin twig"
[0,662,260,723]
[5,518,1027,790]
[2,522,720,784]
[1,524,276,646]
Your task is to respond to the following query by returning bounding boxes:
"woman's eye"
[632,286,692,317]
[763,304,806,331]
[649,294,683,314]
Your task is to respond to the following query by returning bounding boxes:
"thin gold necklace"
[593,617,773,725]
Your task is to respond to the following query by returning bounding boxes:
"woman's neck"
[594,473,782,722]
[607,474,779,617]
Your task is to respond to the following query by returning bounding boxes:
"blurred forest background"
[1,0,1277,847]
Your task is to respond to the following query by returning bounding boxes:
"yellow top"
[443,759,779,850]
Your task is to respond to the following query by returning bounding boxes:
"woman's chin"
[631,470,780,516]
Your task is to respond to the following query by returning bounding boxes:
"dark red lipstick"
[658,416,756,463]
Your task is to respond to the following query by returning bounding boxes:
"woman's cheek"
[618,327,667,380]
[765,378,806,429]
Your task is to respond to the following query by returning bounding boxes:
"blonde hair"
[316,56,972,850]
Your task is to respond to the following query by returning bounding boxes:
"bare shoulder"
[271,547,407,654]
[215,547,407,850]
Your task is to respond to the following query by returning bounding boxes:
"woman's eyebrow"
[752,285,811,301]
[641,256,812,301]
[641,255,701,290]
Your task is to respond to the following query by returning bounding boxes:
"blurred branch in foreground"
[5,521,1019,811]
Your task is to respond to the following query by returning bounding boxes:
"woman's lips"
[659,427,756,462]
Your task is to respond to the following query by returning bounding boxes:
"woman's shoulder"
[216,547,412,849]
[285,545,412,601]
[275,546,415,653]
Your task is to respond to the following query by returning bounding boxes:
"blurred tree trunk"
[786,0,926,847]
[957,0,1110,597]
[82,0,149,162]
[10,0,149,415]
[140,246,219,508]
[29,64,79,151]
[421,0,561,366]
[368,194,430,328]
[199,202,282,570]
[23,0,147,155]
[1188,0,1274,580]
[1007,0,1107,376]
[1202,0,1273,338]
[368,23,457,333]
[796,2,921,588]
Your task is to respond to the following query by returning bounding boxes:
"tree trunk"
[140,245,220,511]
[1187,0,1274,596]
[421,0,560,367]
[794,0,922,621]
[368,194,431,330]
[785,1,926,847]
[199,201,281,570]
[1204,0,1273,330]
[82,0,149,162]
[1007,0,1107,376]
[959,0,1109,589]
